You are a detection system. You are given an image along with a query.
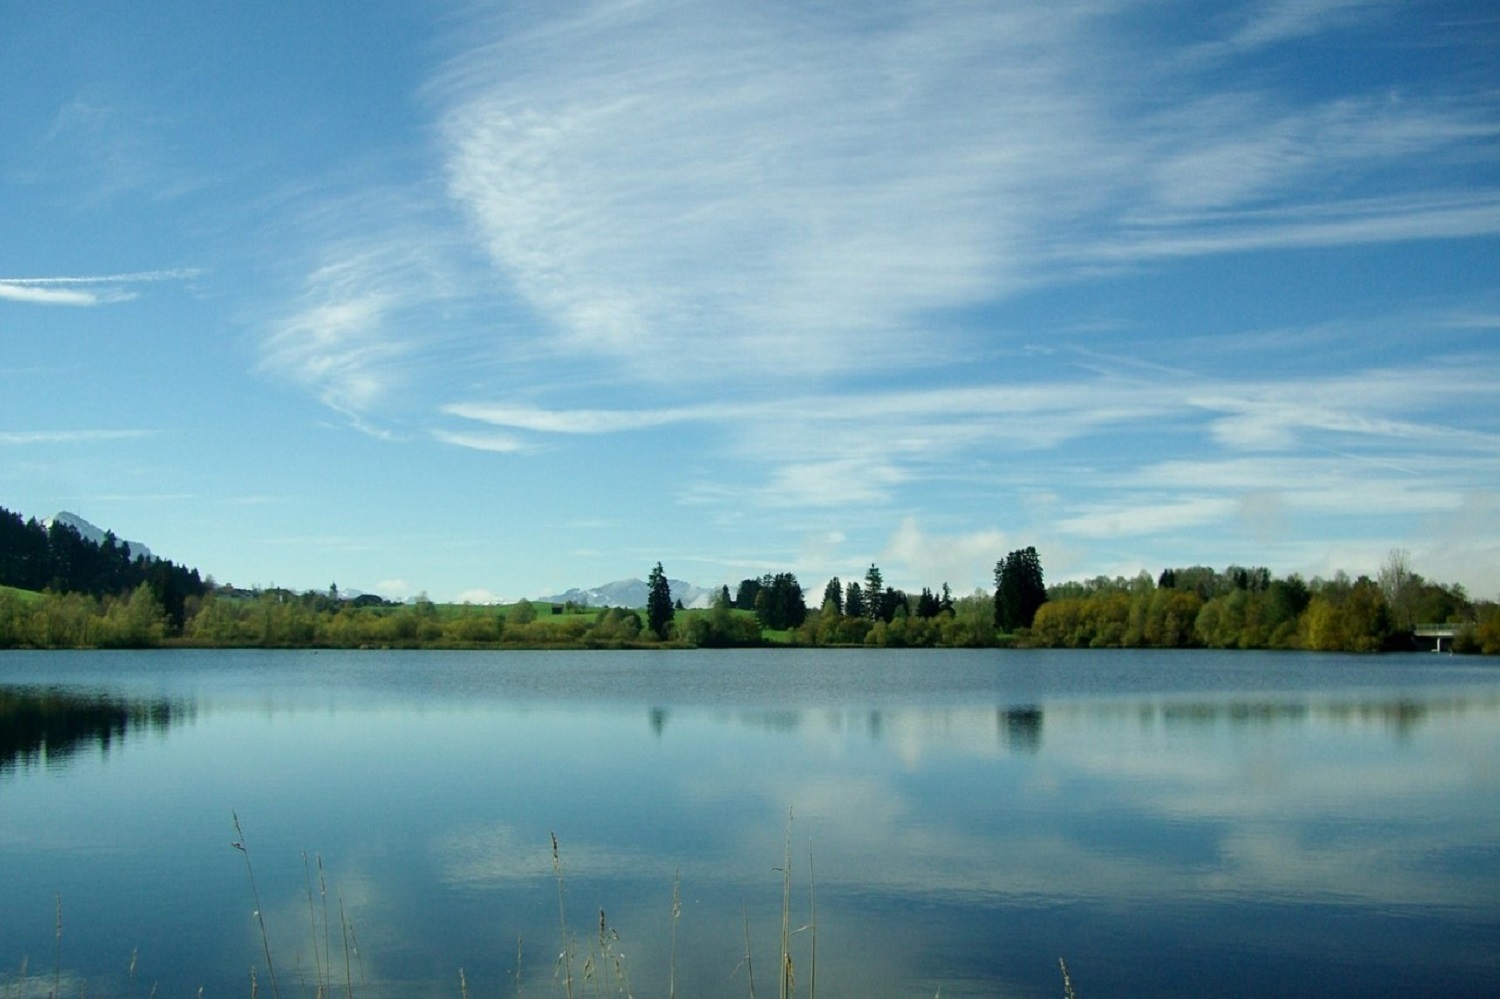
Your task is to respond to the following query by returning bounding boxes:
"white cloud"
[0,429,153,445]
[433,353,1500,560]
[453,588,505,605]
[1439,310,1500,330]
[434,1,1114,380]
[882,518,1012,591]
[257,232,452,420]
[1224,0,1390,51]
[252,177,489,429]
[763,457,909,508]
[261,288,404,414]
[376,578,419,600]
[442,402,713,435]
[421,0,1499,393]
[0,282,118,306]
[1056,497,1241,539]
[430,429,532,454]
[222,1,1498,596]
[1198,394,1500,454]
[1097,191,1500,262]
[0,269,198,307]
[1131,456,1470,512]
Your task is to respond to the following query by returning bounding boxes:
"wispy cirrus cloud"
[1055,496,1244,540]
[1096,190,1500,262]
[231,1,1497,593]
[1220,0,1391,51]
[260,0,1496,430]
[0,269,200,307]
[0,429,155,445]
[433,1,1116,379]
[258,225,462,423]
[422,0,1499,389]
[0,283,113,306]
[441,401,716,435]
[260,280,406,417]
[429,429,531,454]
[439,352,1500,533]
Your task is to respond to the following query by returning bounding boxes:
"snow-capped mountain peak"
[538,577,716,609]
[44,511,153,562]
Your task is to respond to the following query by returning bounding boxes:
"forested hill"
[0,505,207,629]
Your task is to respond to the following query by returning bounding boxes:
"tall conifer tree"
[647,562,674,639]
[995,547,1047,631]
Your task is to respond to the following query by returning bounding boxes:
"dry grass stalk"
[230,812,282,999]
[738,907,757,999]
[52,894,62,999]
[668,871,681,999]
[338,895,355,999]
[779,809,795,999]
[593,908,633,999]
[5,817,1083,998]
[806,847,816,999]
[551,833,575,999]
[302,853,325,994]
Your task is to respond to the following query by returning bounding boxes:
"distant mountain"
[539,577,718,609]
[44,511,153,562]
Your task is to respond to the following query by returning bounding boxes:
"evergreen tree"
[880,588,909,622]
[864,564,884,623]
[845,581,866,619]
[734,577,763,611]
[755,572,807,631]
[822,577,843,615]
[995,547,1047,631]
[647,562,675,639]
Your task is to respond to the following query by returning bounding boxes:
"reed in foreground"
[3,815,1080,998]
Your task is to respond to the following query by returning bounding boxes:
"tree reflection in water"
[0,687,185,774]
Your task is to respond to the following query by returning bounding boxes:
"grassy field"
[0,584,42,604]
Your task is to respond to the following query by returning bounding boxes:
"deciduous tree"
[1379,548,1419,631]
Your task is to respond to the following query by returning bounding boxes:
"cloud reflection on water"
[3,652,1498,998]
[421,690,1500,917]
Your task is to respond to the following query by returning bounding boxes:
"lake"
[2,648,1498,997]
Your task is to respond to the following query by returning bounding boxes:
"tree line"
[698,547,1498,653]
[0,505,208,646]
[1028,551,1496,653]
[701,547,1042,648]
[1,503,1495,653]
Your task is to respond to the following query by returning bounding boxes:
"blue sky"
[3,0,1497,604]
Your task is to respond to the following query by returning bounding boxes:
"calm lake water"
[2,648,1498,998]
